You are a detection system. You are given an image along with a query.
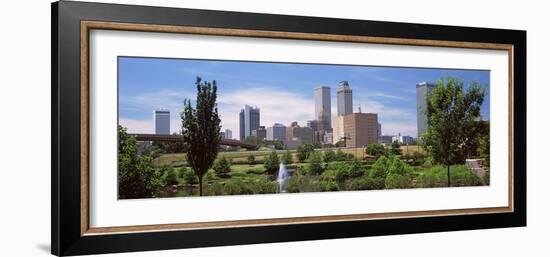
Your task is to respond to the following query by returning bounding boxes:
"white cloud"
[380,121,417,137]
[120,89,193,114]
[119,118,153,134]
[218,87,315,136]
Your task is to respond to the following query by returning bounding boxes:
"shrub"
[370,155,390,178]
[335,150,354,161]
[163,167,179,186]
[385,173,412,189]
[346,177,385,190]
[285,172,313,193]
[222,180,254,195]
[449,165,483,187]
[323,149,336,162]
[296,143,315,162]
[282,150,293,164]
[250,177,279,194]
[263,151,280,176]
[312,180,339,192]
[387,157,410,175]
[247,154,256,165]
[181,169,198,185]
[308,151,325,175]
[419,165,483,188]
[335,166,350,183]
[333,160,365,183]
[348,160,365,178]
[365,144,385,158]
[206,183,224,196]
[177,167,187,178]
[204,170,217,181]
[212,156,231,177]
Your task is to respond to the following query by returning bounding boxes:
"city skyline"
[118,57,490,137]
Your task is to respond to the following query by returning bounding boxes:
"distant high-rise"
[314,86,331,131]
[252,126,267,140]
[306,120,319,132]
[267,123,287,141]
[239,105,260,140]
[416,82,436,138]
[337,81,353,116]
[224,129,233,140]
[154,109,170,135]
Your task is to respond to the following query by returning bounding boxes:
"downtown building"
[416,82,436,138]
[224,129,233,140]
[239,105,260,140]
[251,126,267,140]
[314,86,332,131]
[285,121,314,149]
[313,86,332,144]
[266,123,287,141]
[342,113,378,148]
[154,109,170,135]
[332,81,353,144]
[392,134,415,145]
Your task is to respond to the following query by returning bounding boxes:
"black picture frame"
[51,1,526,256]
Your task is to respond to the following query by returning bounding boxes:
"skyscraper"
[267,123,287,141]
[337,81,353,116]
[154,109,170,135]
[239,105,260,140]
[224,129,232,140]
[314,86,331,131]
[416,82,436,138]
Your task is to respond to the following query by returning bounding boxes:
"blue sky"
[118,57,490,137]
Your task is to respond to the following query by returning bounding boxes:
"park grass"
[152,145,424,167]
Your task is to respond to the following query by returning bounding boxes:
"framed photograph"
[52,1,526,256]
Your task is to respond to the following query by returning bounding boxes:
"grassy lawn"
[153,147,366,167]
[152,150,298,167]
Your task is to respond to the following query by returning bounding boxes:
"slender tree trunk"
[447,164,451,187]
[199,175,203,196]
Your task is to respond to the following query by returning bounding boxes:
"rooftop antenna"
[358,104,362,113]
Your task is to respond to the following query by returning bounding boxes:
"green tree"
[391,140,402,155]
[323,149,336,162]
[366,143,385,158]
[264,151,280,176]
[369,155,390,179]
[163,167,178,186]
[247,154,256,165]
[181,77,221,196]
[181,168,198,185]
[308,151,324,175]
[479,127,490,167]
[212,156,231,177]
[423,77,486,187]
[334,140,346,147]
[296,143,315,162]
[118,125,163,199]
[282,150,293,164]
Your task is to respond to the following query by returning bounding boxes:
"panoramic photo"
[117,57,491,199]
